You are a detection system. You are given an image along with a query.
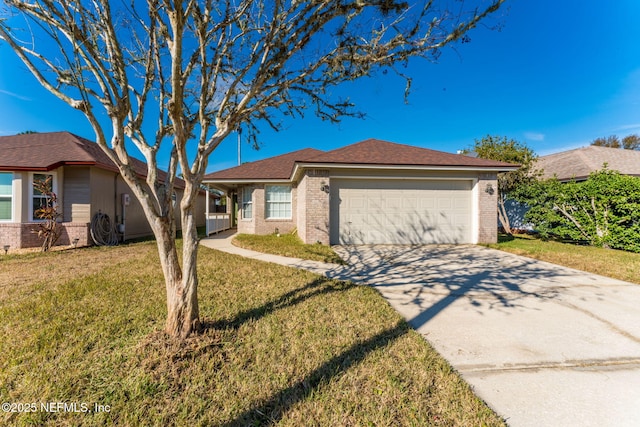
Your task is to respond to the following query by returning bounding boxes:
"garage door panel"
[418,198,436,210]
[454,198,469,209]
[454,213,469,225]
[331,179,473,245]
[349,213,366,226]
[367,199,384,211]
[349,196,366,209]
[386,196,403,208]
[402,197,417,209]
[438,198,452,209]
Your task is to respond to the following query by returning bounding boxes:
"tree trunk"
[497,198,513,235]
[156,217,200,339]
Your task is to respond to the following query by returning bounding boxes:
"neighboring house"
[203,139,518,245]
[535,145,640,182]
[0,132,208,249]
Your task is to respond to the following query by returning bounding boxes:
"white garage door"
[330,179,473,245]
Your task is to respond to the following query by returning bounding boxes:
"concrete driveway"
[332,245,640,427]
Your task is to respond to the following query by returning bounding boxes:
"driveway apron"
[332,245,640,427]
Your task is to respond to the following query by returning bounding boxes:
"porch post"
[205,185,210,236]
[228,192,234,226]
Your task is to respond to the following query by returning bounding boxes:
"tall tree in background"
[591,134,640,150]
[464,135,536,234]
[1,0,505,338]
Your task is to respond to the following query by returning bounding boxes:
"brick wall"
[298,169,330,244]
[0,223,22,250]
[255,183,298,235]
[19,223,42,248]
[0,222,91,251]
[477,174,499,244]
[237,184,298,236]
[297,175,308,241]
[58,223,92,247]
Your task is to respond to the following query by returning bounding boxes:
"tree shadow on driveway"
[328,244,606,330]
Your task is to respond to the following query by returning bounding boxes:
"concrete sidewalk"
[199,230,350,279]
[200,232,640,426]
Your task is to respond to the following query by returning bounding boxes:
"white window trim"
[0,172,14,223]
[241,186,253,220]
[29,172,58,222]
[265,184,292,220]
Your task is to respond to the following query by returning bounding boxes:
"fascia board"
[291,162,519,180]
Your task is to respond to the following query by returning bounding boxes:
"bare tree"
[0,0,505,338]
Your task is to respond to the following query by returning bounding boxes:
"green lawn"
[0,242,504,426]
[487,234,640,284]
[233,232,345,264]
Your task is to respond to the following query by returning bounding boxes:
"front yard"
[488,234,640,285]
[0,242,503,426]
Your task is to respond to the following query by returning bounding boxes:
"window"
[0,172,12,221]
[31,173,57,221]
[241,186,253,219]
[265,185,291,219]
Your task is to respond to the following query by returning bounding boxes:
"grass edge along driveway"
[487,234,640,285]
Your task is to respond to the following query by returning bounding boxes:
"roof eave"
[291,162,519,180]
[203,163,520,186]
[0,161,98,172]
[202,178,292,191]
[0,166,51,172]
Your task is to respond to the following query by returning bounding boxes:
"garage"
[330,178,474,245]
[205,138,516,245]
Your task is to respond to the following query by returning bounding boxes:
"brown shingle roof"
[204,148,324,180]
[204,139,518,182]
[0,132,188,188]
[305,138,517,168]
[536,145,640,181]
[0,131,124,172]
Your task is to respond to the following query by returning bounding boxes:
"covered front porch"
[204,185,236,236]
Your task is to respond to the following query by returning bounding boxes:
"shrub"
[521,169,640,252]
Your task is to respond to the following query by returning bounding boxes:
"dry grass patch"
[1,242,504,426]
[488,234,640,284]
[0,243,155,304]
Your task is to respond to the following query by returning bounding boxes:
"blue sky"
[1,0,640,173]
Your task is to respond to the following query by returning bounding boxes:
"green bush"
[520,169,640,252]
